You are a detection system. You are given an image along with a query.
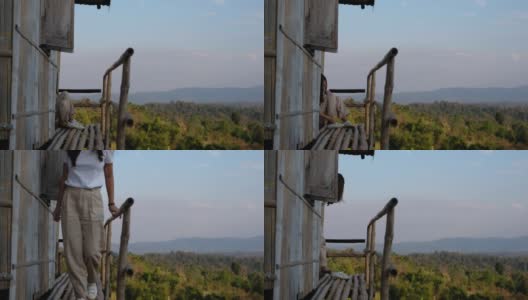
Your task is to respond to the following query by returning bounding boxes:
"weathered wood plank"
[380,206,396,300]
[327,278,341,300]
[358,124,368,150]
[352,126,359,150]
[48,273,68,300]
[312,274,331,300]
[88,124,95,150]
[341,128,353,150]
[333,278,346,300]
[351,275,359,300]
[341,277,352,300]
[95,124,104,149]
[304,0,339,52]
[313,127,332,150]
[314,277,334,300]
[381,56,396,150]
[359,274,367,300]
[68,128,81,150]
[41,0,75,52]
[62,129,77,149]
[77,127,88,150]
[51,128,70,150]
[333,128,346,150]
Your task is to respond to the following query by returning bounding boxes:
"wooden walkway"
[43,273,104,300]
[43,124,105,150]
[310,273,368,300]
[310,124,370,150]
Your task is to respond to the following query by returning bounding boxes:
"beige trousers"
[61,186,104,298]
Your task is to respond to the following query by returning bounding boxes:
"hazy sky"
[92,151,263,243]
[325,0,528,92]
[325,151,528,243]
[60,0,262,92]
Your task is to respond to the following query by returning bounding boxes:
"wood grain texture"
[304,0,339,52]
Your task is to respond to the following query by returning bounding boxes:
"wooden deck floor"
[310,124,370,150]
[310,273,368,300]
[42,273,104,300]
[43,124,105,150]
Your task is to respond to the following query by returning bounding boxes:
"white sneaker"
[87,283,97,300]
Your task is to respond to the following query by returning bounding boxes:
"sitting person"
[56,92,84,129]
[319,74,350,128]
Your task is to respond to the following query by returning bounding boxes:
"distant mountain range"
[119,236,264,255]
[127,86,263,105]
[332,236,528,255]
[392,85,528,104]
[392,236,528,255]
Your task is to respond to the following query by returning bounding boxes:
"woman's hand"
[52,206,61,222]
[108,203,119,216]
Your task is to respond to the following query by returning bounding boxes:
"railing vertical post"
[380,207,395,300]
[364,75,371,138]
[369,74,376,149]
[380,56,395,150]
[116,57,131,150]
[103,222,112,299]
[116,206,131,300]
[105,74,112,149]
[365,225,371,286]
[101,76,107,142]
[368,223,376,300]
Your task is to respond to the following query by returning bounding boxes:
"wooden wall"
[0,151,14,292]
[7,151,58,300]
[0,0,13,148]
[9,0,60,149]
[267,1,325,149]
[267,150,336,299]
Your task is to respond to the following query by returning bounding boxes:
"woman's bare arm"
[104,163,118,215]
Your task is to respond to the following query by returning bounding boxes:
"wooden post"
[369,104,376,149]
[364,225,371,287]
[105,74,112,149]
[368,74,376,149]
[105,255,112,300]
[380,56,395,150]
[368,223,376,300]
[364,75,371,137]
[380,205,395,300]
[116,57,131,150]
[116,199,133,300]
[103,222,112,296]
[101,75,107,140]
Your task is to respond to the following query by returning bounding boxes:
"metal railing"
[101,197,134,300]
[365,48,398,150]
[69,48,135,149]
[326,197,398,300]
[337,48,398,150]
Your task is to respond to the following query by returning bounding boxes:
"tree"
[495,112,505,125]
[495,262,505,275]
[231,111,241,125]
[231,261,241,275]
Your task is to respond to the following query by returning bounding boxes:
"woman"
[53,150,118,300]
[319,74,350,128]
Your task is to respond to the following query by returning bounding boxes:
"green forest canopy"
[328,250,528,300]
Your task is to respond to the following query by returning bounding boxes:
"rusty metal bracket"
[0,272,12,281]
[0,123,13,131]
[12,259,55,269]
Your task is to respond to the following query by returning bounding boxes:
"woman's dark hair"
[337,173,345,201]
[67,151,104,167]
[320,74,327,104]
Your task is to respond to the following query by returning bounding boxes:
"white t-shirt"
[64,150,113,189]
